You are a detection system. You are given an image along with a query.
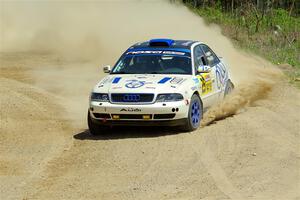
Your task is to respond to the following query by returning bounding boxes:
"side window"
[193,45,206,69]
[200,44,220,66]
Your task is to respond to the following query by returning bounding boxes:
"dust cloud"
[0,0,282,125]
[201,79,274,126]
[201,67,282,126]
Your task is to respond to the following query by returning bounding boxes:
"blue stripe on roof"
[112,77,121,84]
[158,77,172,84]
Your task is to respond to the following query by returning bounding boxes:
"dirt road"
[1,1,299,200]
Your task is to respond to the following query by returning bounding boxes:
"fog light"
[143,115,151,120]
[112,115,120,120]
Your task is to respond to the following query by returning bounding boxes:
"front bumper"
[89,100,189,126]
[90,116,187,126]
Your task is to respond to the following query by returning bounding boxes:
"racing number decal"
[197,73,212,95]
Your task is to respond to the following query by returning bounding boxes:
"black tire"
[224,80,234,97]
[87,111,110,136]
[182,94,203,132]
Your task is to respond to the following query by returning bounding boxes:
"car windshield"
[111,55,192,75]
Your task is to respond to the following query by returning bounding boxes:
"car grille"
[110,93,154,103]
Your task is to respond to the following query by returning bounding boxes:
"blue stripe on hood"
[158,77,172,84]
[112,77,122,84]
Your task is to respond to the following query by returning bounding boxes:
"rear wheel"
[87,111,110,136]
[224,80,234,97]
[182,94,203,132]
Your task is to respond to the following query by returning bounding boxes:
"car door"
[200,44,225,102]
[193,45,216,107]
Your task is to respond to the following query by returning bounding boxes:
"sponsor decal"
[191,86,198,91]
[136,76,147,79]
[193,78,200,84]
[127,50,162,55]
[112,86,122,89]
[126,50,186,56]
[120,108,141,112]
[181,41,194,46]
[170,77,186,84]
[197,74,212,95]
[162,51,185,55]
[125,80,145,88]
[204,74,211,81]
[99,77,113,85]
[146,86,156,89]
[158,77,172,84]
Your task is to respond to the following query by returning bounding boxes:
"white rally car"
[88,39,233,134]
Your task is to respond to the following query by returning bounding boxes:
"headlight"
[90,93,109,102]
[156,93,183,102]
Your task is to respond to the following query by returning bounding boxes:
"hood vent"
[149,39,174,47]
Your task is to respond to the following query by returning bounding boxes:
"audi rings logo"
[125,80,145,88]
[123,94,141,102]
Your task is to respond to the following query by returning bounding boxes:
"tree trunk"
[289,0,295,17]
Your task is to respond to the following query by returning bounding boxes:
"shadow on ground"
[73,126,186,140]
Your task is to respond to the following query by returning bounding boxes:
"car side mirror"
[103,65,111,73]
[197,65,211,73]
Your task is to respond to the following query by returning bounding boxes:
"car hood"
[93,74,191,94]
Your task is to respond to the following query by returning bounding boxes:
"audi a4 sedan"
[88,38,234,135]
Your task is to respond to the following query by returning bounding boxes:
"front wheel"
[87,111,110,136]
[181,94,203,132]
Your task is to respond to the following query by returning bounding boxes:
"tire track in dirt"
[191,133,244,200]
[0,77,74,200]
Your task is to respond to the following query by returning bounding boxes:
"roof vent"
[149,39,174,47]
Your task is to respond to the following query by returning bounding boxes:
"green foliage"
[269,9,300,33]
[193,7,228,24]
[186,4,300,69]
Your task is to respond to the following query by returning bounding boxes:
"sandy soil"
[1,52,299,200]
[0,1,299,200]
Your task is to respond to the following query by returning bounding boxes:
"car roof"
[125,39,201,55]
